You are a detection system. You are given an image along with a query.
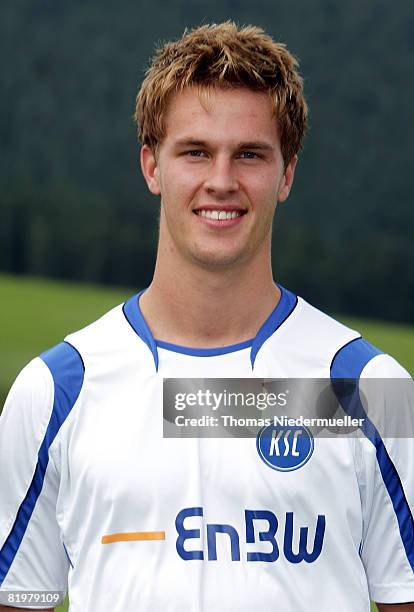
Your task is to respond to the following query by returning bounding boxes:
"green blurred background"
[1,1,413,610]
[0,0,413,322]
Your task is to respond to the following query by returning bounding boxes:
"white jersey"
[0,285,413,611]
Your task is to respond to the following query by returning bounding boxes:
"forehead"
[163,86,278,146]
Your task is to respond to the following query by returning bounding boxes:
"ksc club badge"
[257,424,314,472]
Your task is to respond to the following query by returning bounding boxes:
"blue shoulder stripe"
[331,337,414,571]
[0,341,84,585]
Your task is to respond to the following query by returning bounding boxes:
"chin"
[189,248,248,269]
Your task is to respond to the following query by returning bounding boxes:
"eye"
[238,151,261,159]
[186,150,206,158]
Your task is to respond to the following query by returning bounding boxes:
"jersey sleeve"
[358,353,414,604]
[0,343,84,608]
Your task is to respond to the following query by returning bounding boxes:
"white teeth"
[196,209,243,220]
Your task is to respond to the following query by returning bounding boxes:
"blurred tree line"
[0,0,413,321]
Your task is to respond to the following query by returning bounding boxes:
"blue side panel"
[250,284,298,369]
[331,337,414,572]
[0,341,84,585]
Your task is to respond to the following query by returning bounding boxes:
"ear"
[140,144,161,195]
[277,155,298,203]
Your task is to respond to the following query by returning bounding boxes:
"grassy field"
[0,273,412,399]
[1,273,412,612]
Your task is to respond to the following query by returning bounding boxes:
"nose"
[204,155,239,197]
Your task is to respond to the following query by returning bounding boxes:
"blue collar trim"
[122,290,159,371]
[156,337,253,357]
[122,284,298,371]
[250,284,298,368]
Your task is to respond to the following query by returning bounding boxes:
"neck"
[139,241,279,348]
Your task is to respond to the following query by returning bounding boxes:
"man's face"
[141,86,297,269]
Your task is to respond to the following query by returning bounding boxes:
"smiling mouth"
[194,209,245,220]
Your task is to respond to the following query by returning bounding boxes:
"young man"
[0,21,413,612]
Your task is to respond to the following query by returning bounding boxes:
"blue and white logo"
[257,424,314,472]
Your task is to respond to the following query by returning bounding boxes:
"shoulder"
[2,300,126,420]
[274,291,361,350]
[36,294,155,401]
[259,291,359,375]
[1,343,86,446]
[262,288,410,378]
[1,358,55,435]
[63,294,153,369]
[329,333,411,380]
[64,300,131,358]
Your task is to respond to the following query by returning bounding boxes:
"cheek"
[248,174,279,208]
[161,165,202,199]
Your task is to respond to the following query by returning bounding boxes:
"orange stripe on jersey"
[101,531,166,544]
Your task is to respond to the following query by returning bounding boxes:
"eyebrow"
[173,138,274,151]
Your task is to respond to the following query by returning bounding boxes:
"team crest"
[256,424,314,472]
